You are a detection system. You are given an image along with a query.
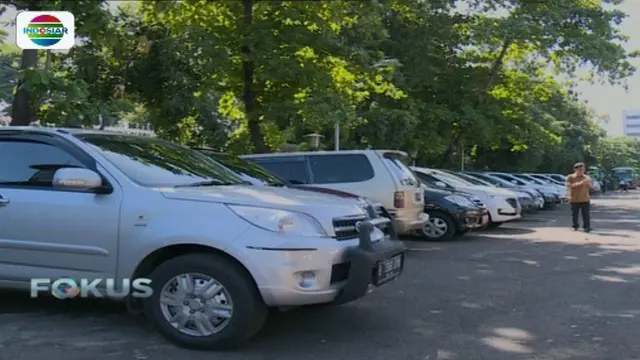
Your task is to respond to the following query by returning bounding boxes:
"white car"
[411,167,521,227]
[243,150,429,235]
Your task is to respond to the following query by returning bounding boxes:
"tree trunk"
[242,0,267,153]
[10,49,38,126]
[438,38,513,166]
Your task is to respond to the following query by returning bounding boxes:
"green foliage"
[2,0,637,172]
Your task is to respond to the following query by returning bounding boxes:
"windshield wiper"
[174,179,235,188]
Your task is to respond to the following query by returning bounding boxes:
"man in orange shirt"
[566,162,592,232]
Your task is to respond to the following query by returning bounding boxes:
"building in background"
[623,109,640,137]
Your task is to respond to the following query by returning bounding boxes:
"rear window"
[308,154,374,184]
[382,153,419,186]
[252,158,309,184]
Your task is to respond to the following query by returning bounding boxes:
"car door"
[0,133,121,286]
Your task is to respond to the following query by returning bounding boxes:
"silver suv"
[0,127,406,350]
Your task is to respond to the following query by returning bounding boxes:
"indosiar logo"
[16,11,75,50]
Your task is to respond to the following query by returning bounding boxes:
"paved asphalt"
[2,192,640,360]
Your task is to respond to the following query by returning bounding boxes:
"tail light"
[394,191,405,208]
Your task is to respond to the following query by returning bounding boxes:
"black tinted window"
[415,172,441,187]
[254,159,309,184]
[0,139,85,187]
[309,154,374,184]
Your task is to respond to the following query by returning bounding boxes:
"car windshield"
[200,151,287,187]
[432,170,474,187]
[455,172,493,186]
[78,134,247,187]
[495,173,529,185]
[516,174,544,185]
[471,173,516,188]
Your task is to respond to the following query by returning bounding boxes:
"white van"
[242,150,428,235]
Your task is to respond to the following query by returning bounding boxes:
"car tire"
[487,221,503,228]
[142,253,268,350]
[420,211,456,240]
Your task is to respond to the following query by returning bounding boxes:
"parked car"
[417,180,489,240]
[463,172,545,210]
[196,149,393,235]
[445,171,538,213]
[545,173,569,184]
[197,149,389,215]
[242,150,429,235]
[411,167,521,228]
[528,173,565,186]
[0,127,406,350]
[485,172,561,208]
[511,173,568,202]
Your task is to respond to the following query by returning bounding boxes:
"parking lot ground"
[2,192,640,360]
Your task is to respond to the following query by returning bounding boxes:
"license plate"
[373,254,403,286]
[481,214,489,225]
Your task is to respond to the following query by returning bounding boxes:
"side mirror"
[53,168,103,191]
[435,181,447,188]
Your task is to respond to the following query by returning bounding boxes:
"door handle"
[0,195,9,207]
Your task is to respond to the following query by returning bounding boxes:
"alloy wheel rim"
[423,217,448,238]
[159,273,234,337]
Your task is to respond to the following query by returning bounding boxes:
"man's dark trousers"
[571,202,591,229]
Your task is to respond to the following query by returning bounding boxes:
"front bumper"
[543,194,561,207]
[518,197,536,212]
[453,208,490,230]
[391,211,429,234]
[241,221,407,307]
[489,197,521,222]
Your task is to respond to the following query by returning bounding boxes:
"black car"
[416,176,489,240]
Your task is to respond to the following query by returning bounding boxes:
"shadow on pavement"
[0,193,639,359]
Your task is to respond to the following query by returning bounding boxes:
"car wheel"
[487,222,503,228]
[421,211,456,240]
[143,253,268,350]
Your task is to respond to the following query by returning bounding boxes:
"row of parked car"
[200,150,571,241]
[0,126,572,350]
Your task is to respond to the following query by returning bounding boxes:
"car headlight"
[444,195,475,207]
[468,195,482,203]
[227,205,327,237]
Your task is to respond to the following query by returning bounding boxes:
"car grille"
[505,198,518,209]
[333,215,368,240]
[333,212,391,241]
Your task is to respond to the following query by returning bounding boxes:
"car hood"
[159,185,366,235]
[455,184,517,196]
[292,185,361,199]
[525,184,560,194]
[424,187,455,197]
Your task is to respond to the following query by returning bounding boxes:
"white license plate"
[481,214,490,225]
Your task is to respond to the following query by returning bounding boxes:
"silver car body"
[0,127,404,307]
